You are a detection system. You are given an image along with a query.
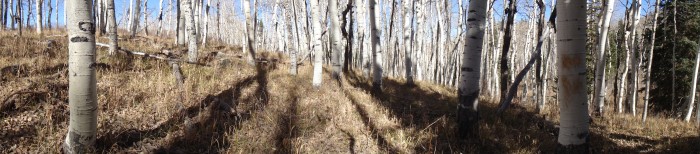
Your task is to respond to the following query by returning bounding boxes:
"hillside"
[1,31,699,153]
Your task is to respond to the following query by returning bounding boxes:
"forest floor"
[1,31,699,153]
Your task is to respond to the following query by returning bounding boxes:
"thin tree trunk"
[177,0,185,46]
[290,0,301,75]
[157,0,164,35]
[643,0,660,122]
[402,0,413,85]
[201,0,209,47]
[310,0,323,87]
[242,0,257,65]
[63,0,98,153]
[35,0,42,34]
[457,0,487,137]
[629,0,641,116]
[369,0,382,90]
[107,0,117,55]
[329,0,342,80]
[185,0,198,62]
[593,0,615,116]
[556,0,589,151]
[144,0,149,36]
[358,0,369,77]
[499,0,516,102]
[686,38,700,122]
[129,0,141,38]
[47,0,51,29]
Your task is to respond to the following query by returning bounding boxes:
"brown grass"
[0,31,699,153]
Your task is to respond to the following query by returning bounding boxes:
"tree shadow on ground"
[96,59,276,153]
[342,72,640,153]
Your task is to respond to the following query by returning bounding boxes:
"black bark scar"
[70,37,90,42]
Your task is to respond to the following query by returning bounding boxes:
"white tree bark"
[157,0,164,35]
[63,0,98,153]
[290,0,301,75]
[329,0,343,80]
[643,0,660,122]
[243,0,257,65]
[358,0,369,77]
[686,39,700,122]
[369,0,382,89]
[35,0,43,34]
[457,0,487,137]
[310,0,323,87]
[629,0,641,116]
[129,0,141,37]
[107,0,117,55]
[556,0,590,149]
[201,0,209,47]
[185,0,198,62]
[177,0,185,46]
[593,0,615,115]
[402,0,413,84]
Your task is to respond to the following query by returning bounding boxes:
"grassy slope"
[0,31,699,153]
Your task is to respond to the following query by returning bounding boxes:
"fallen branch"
[95,42,209,66]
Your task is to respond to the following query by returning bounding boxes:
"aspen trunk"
[242,0,257,65]
[201,0,209,47]
[129,0,141,38]
[593,0,615,116]
[185,0,198,62]
[35,0,42,34]
[63,0,98,153]
[47,0,52,29]
[107,0,117,55]
[369,0,382,90]
[177,0,185,46]
[402,0,413,85]
[685,39,700,122]
[457,0,487,137]
[358,0,369,77]
[643,0,660,122]
[556,0,589,151]
[329,0,343,80]
[310,0,323,87]
[157,0,164,35]
[290,0,301,75]
[629,0,641,116]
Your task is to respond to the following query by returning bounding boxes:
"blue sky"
[11,0,655,31]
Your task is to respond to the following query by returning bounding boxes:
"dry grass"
[1,31,699,153]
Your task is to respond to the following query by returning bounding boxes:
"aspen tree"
[556,0,589,151]
[686,39,700,122]
[243,0,257,65]
[643,0,660,122]
[629,0,641,116]
[457,0,487,137]
[290,0,301,75]
[329,0,343,80]
[177,0,185,46]
[157,0,164,35]
[593,0,615,115]
[201,0,209,47]
[401,0,412,85]
[35,0,42,34]
[63,0,98,152]
[129,0,141,38]
[357,0,369,77]
[369,0,382,90]
[185,0,198,62]
[107,0,117,55]
[310,0,323,87]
